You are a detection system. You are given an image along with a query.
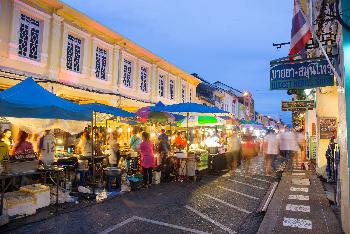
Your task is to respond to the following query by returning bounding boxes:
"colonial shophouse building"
[0,0,200,111]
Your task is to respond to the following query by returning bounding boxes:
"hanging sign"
[282,100,315,111]
[319,117,337,139]
[270,57,334,90]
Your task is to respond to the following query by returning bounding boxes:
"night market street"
[1,0,350,233]
[2,157,274,234]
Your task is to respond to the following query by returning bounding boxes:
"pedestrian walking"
[241,134,258,175]
[262,129,279,175]
[279,127,299,171]
[139,132,155,187]
[226,132,241,175]
[158,129,170,166]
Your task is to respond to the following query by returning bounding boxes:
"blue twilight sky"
[62,0,293,123]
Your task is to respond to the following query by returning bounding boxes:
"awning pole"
[186,112,189,153]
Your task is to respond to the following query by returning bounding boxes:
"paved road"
[5,156,277,234]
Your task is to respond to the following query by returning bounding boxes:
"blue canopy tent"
[0,78,91,121]
[81,103,136,118]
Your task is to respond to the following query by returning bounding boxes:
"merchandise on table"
[3,191,36,218]
[19,184,50,209]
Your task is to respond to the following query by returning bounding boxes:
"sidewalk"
[258,170,342,234]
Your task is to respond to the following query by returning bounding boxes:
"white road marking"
[290,187,308,192]
[286,204,310,213]
[99,216,210,234]
[99,216,137,234]
[283,217,312,229]
[292,179,310,186]
[292,173,305,176]
[217,186,259,200]
[236,174,272,183]
[185,205,236,234]
[288,194,309,200]
[135,217,210,234]
[228,179,265,190]
[204,194,252,214]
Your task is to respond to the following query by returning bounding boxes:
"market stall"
[156,103,230,177]
[0,78,93,221]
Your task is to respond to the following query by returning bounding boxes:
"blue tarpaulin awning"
[82,103,136,118]
[0,78,92,121]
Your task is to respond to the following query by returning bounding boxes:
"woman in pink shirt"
[139,132,155,187]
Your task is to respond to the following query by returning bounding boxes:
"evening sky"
[62,0,293,123]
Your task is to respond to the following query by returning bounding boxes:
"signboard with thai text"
[281,100,315,111]
[319,117,337,139]
[270,58,334,90]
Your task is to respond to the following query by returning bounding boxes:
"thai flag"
[289,0,312,57]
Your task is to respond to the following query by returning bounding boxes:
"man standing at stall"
[38,130,56,165]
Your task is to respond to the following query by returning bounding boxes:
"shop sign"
[270,58,334,90]
[309,136,316,160]
[281,100,315,111]
[319,117,337,139]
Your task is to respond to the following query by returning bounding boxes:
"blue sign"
[270,58,334,90]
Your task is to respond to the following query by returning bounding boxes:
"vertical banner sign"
[270,58,335,90]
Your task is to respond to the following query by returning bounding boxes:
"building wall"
[315,86,339,177]
[0,0,199,109]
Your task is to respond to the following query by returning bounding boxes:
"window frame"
[181,83,186,103]
[18,13,42,61]
[123,58,133,88]
[10,1,51,67]
[66,34,83,73]
[158,74,165,97]
[169,79,175,100]
[140,65,149,93]
[95,46,108,80]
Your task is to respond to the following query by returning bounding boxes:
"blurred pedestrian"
[38,130,56,165]
[130,129,141,151]
[76,131,92,156]
[108,131,120,166]
[279,127,299,171]
[263,129,279,175]
[139,132,155,187]
[241,134,258,175]
[158,129,170,166]
[226,132,241,175]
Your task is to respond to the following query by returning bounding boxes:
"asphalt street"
[4,156,277,234]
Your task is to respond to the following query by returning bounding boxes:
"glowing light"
[249,126,254,131]
[200,141,205,147]
[57,139,63,144]
[243,91,249,97]
[118,128,123,133]
[150,132,156,138]
[127,127,131,133]
[172,136,176,140]
[192,130,196,134]
[107,128,112,133]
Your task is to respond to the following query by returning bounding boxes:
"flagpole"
[296,0,342,86]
